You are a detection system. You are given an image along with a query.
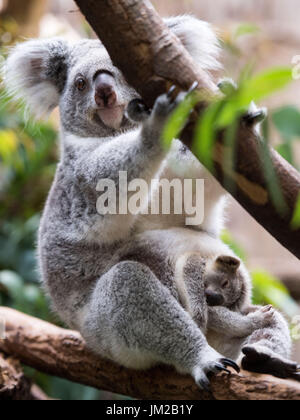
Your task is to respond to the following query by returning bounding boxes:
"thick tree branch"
[0,352,31,400]
[74,0,300,259]
[0,307,300,400]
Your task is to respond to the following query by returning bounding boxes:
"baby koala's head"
[203,255,251,310]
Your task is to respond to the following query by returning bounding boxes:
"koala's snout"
[205,289,224,307]
[94,72,117,108]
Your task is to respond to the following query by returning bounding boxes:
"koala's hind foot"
[193,357,240,393]
[242,346,300,381]
[243,106,267,127]
[218,78,267,127]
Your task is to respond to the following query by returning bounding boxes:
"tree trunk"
[74,0,300,260]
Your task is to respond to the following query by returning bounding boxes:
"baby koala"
[202,255,276,361]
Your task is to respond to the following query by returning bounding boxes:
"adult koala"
[5,16,298,390]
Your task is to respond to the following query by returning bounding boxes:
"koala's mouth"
[96,106,125,130]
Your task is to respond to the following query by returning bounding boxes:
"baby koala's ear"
[216,256,241,273]
[4,38,70,118]
[165,15,221,72]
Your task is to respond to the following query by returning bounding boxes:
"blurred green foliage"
[0,93,56,314]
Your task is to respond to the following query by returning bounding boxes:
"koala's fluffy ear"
[4,38,70,117]
[216,256,241,273]
[165,15,221,73]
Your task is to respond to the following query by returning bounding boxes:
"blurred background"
[0,0,300,400]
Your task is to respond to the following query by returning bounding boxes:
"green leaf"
[23,285,42,304]
[239,67,293,105]
[276,142,294,165]
[252,270,299,318]
[162,92,199,149]
[291,194,300,230]
[193,100,225,170]
[0,270,24,301]
[0,129,18,162]
[272,106,300,139]
[257,127,289,217]
[221,230,247,262]
[234,23,260,39]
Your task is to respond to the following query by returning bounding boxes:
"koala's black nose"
[94,72,117,108]
[205,290,224,307]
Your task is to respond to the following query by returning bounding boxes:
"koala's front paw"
[193,350,240,393]
[249,305,275,329]
[127,99,151,123]
[152,83,198,123]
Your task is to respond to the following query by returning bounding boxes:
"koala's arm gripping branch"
[1,307,300,400]
[74,0,300,259]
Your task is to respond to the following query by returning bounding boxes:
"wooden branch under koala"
[74,0,300,259]
[0,307,300,400]
[0,352,31,400]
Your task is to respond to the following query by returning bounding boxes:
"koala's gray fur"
[5,15,298,388]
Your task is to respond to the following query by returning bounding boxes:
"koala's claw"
[187,81,199,94]
[214,362,231,375]
[262,304,273,313]
[243,108,267,126]
[167,85,177,100]
[197,376,212,393]
[220,358,240,373]
[194,356,239,393]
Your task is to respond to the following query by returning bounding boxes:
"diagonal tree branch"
[1,307,300,400]
[74,0,300,259]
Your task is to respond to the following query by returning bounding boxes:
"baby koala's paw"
[249,305,276,329]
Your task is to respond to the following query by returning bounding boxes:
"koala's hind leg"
[241,307,300,381]
[82,261,239,391]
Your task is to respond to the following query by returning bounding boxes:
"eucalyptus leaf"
[272,106,300,139]
[0,270,24,301]
[162,92,199,149]
[234,23,260,39]
[239,68,293,105]
[291,194,300,230]
[252,270,299,318]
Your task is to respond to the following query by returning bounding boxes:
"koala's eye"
[75,77,87,91]
[222,281,229,288]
